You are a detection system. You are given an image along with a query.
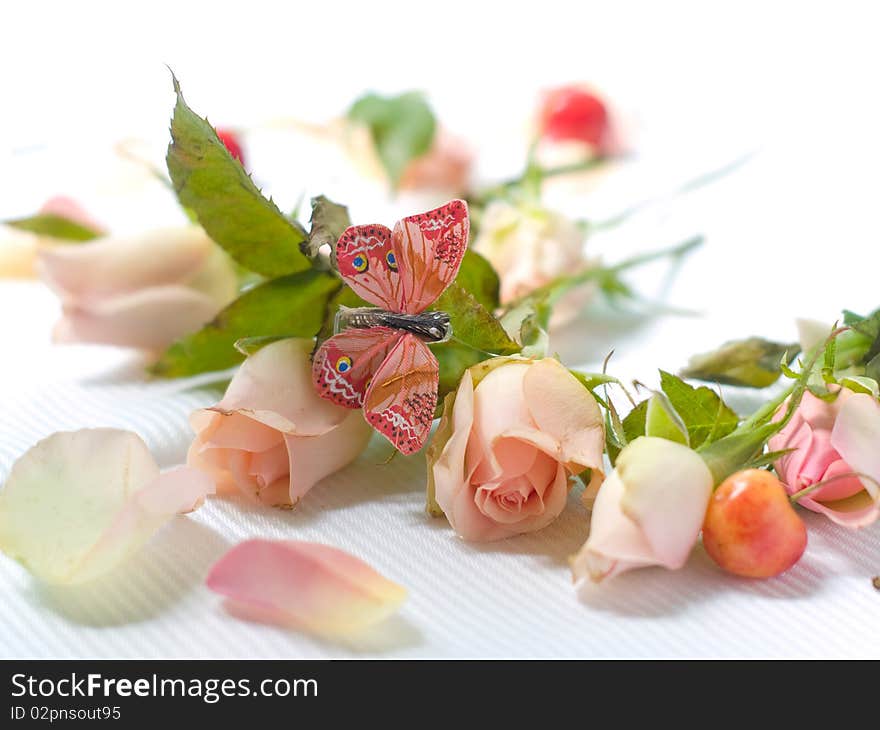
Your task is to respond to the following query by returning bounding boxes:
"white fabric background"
[1,1,879,658]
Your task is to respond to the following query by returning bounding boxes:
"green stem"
[467,156,614,207]
[501,234,703,314]
[586,152,755,234]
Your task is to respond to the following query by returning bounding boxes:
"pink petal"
[797,492,879,529]
[284,410,373,506]
[206,539,407,636]
[53,285,224,350]
[214,339,355,436]
[432,371,477,519]
[522,358,605,473]
[468,362,532,479]
[828,393,880,527]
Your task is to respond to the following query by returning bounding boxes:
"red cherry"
[216,128,246,167]
[702,469,807,579]
[539,86,610,148]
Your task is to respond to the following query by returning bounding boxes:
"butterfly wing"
[392,199,469,314]
[312,327,405,409]
[364,333,439,454]
[335,224,402,310]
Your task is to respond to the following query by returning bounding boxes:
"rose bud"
[571,437,713,582]
[188,338,373,509]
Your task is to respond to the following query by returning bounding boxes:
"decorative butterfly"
[311,199,469,454]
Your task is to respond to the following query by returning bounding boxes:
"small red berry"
[702,469,807,579]
[539,85,610,148]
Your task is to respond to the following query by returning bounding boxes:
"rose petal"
[618,437,713,568]
[206,539,407,636]
[213,338,353,435]
[433,371,477,516]
[828,393,880,527]
[37,225,213,302]
[284,411,373,506]
[53,285,223,350]
[571,468,658,582]
[469,362,531,480]
[0,429,212,584]
[523,358,605,474]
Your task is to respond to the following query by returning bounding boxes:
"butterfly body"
[335,306,452,343]
[312,200,469,454]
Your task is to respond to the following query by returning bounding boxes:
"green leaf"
[681,337,800,388]
[347,91,436,189]
[5,213,100,242]
[659,370,738,449]
[435,282,519,356]
[569,370,619,393]
[151,270,340,377]
[304,195,351,263]
[623,400,648,443]
[432,283,520,399]
[645,394,690,445]
[456,250,500,312]
[167,73,309,277]
[434,342,486,400]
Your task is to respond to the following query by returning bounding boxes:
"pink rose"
[427,357,605,541]
[188,338,373,509]
[37,223,238,350]
[769,389,880,528]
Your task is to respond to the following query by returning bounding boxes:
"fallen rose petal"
[0,429,213,584]
[206,539,407,635]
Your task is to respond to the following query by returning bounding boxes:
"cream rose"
[428,357,605,541]
[571,437,713,582]
[188,338,373,509]
[471,201,594,323]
